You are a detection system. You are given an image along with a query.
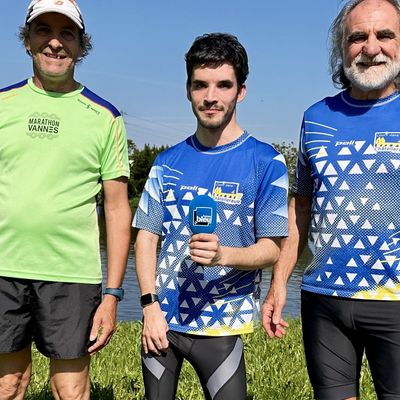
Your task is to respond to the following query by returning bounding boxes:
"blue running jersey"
[134,132,288,336]
[296,91,400,300]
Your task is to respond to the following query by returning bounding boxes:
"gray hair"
[330,0,400,89]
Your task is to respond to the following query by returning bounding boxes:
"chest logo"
[212,181,243,205]
[27,113,61,140]
[374,132,400,153]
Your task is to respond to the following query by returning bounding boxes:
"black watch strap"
[104,287,124,301]
[140,293,159,307]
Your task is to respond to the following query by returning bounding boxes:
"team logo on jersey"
[212,181,243,205]
[374,132,400,153]
[26,113,61,140]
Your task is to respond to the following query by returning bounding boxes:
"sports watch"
[104,287,124,301]
[140,293,159,307]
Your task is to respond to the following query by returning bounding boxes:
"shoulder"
[80,87,121,118]
[0,79,29,95]
[304,92,343,118]
[155,136,192,162]
[246,135,286,165]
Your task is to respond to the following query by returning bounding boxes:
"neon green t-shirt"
[0,78,130,284]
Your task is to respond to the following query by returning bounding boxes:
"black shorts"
[0,277,102,359]
[142,331,246,400]
[301,290,400,400]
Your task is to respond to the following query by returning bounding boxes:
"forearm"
[104,202,132,287]
[134,229,159,295]
[219,237,280,271]
[103,178,132,288]
[271,194,311,285]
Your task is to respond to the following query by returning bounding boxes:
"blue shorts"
[302,290,400,400]
[0,277,101,359]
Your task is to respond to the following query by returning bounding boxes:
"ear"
[237,84,247,103]
[186,83,192,101]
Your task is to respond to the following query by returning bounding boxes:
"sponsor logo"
[180,185,199,191]
[335,140,356,146]
[212,181,243,205]
[193,206,213,226]
[374,132,400,153]
[77,98,100,115]
[26,113,61,139]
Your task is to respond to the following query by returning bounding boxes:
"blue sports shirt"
[134,132,288,336]
[296,91,400,300]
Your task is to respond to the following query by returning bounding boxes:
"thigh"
[0,277,32,353]
[301,291,364,400]
[50,356,90,400]
[32,281,101,359]
[188,335,246,400]
[359,301,400,400]
[141,335,184,400]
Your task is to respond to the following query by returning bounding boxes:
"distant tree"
[272,142,297,192]
[128,142,168,200]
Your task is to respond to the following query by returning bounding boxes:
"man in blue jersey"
[0,1,131,399]
[262,0,400,399]
[133,33,288,400]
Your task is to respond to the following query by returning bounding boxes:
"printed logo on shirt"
[374,132,400,153]
[26,113,61,139]
[212,181,243,205]
[77,98,100,115]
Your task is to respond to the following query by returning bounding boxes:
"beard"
[192,101,237,131]
[344,53,400,92]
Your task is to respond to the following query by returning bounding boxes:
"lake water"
[100,229,310,321]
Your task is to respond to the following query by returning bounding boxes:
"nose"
[204,86,217,104]
[362,36,381,58]
[48,36,63,50]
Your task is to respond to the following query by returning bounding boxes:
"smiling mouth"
[357,61,386,67]
[43,53,67,60]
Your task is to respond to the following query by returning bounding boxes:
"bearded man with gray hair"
[262,0,400,399]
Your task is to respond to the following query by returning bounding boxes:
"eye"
[377,31,396,41]
[218,81,234,89]
[347,33,367,44]
[35,26,51,35]
[192,82,206,90]
[61,30,77,41]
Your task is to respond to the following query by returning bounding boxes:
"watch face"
[140,293,158,307]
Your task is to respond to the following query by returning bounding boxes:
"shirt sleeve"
[100,115,130,180]
[132,156,164,234]
[254,145,289,238]
[292,117,314,196]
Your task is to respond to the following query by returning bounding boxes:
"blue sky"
[1,1,345,148]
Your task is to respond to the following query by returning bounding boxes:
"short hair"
[185,32,249,87]
[329,0,400,89]
[18,24,93,63]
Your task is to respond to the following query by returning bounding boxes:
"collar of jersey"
[191,131,251,154]
[28,78,84,98]
[341,89,400,108]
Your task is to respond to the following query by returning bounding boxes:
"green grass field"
[26,320,377,399]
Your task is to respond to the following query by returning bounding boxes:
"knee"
[51,381,90,400]
[0,372,30,400]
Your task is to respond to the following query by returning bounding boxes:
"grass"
[25,319,377,400]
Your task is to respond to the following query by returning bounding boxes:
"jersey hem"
[0,270,102,284]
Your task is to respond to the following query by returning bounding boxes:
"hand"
[88,295,117,355]
[262,283,289,338]
[189,233,222,266]
[142,302,169,355]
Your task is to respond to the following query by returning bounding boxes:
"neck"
[32,74,80,94]
[349,82,397,100]
[195,123,244,148]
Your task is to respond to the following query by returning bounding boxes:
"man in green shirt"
[0,1,131,398]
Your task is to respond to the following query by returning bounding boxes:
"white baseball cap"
[25,0,85,30]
